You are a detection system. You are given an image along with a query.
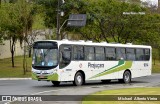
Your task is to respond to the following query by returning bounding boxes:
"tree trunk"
[23,27,28,75]
[28,46,31,57]
[0,0,1,7]
[10,37,16,67]
[11,50,14,67]
[154,57,155,65]
[158,47,160,63]
[23,41,26,75]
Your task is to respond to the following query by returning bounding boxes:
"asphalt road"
[0,74,160,104]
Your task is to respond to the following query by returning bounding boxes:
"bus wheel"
[73,72,84,86]
[101,80,111,83]
[123,71,131,83]
[52,81,60,86]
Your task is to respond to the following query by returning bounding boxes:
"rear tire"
[73,72,84,86]
[52,81,60,86]
[119,71,131,83]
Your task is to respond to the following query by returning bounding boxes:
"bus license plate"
[38,75,45,78]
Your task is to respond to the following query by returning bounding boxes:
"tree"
[36,0,57,28]
[0,28,3,44]
[14,0,37,74]
[0,2,24,67]
[36,0,87,39]
[0,0,37,71]
[0,1,5,43]
[36,0,160,45]
[73,0,147,43]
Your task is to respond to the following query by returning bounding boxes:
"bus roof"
[34,39,152,49]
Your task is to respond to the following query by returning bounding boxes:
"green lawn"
[152,60,160,73]
[0,56,32,78]
[82,88,160,104]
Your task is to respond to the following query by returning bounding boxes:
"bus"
[32,39,152,86]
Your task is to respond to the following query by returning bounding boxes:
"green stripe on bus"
[31,73,38,80]
[89,60,125,79]
[31,73,58,81]
[48,73,58,81]
[104,60,125,72]
[90,61,132,79]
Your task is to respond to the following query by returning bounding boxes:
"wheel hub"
[125,73,130,82]
[77,75,82,83]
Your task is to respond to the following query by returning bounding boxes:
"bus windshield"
[32,42,58,68]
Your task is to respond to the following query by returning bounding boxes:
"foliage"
[14,0,38,74]
[76,0,147,43]
[34,0,160,46]
[0,25,3,43]
[0,2,24,67]
[36,0,57,28]
[36,0,87,39]
[0,0,37,69]
[1,0,160,44]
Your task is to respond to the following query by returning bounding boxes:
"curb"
[0,78,32,80]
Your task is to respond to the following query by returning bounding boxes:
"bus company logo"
[79,63,82,68]
[40,70,47,75]
[88,62,104,69]
[2,96,11,101]
[40,71,43,75]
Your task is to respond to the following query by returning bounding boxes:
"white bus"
[32,39,152,86]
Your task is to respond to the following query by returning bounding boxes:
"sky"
[141,0,158,6]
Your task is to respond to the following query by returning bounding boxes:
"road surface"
[0,74,160,104]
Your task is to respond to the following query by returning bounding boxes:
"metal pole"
[56,0,60,40]
[59,19,68,35]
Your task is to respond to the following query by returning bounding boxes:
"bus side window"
[62,51,71,62]
[73,46,84,60]
[136,49,144,61]
[144,49,150,61]
[95,47,105,61]
[116,48,126,60]
[59,45,72,68]
[126,48,135,61]
[85,46,95,61]
[105,47,116,60]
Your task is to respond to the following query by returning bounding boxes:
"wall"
[0,35,46,59]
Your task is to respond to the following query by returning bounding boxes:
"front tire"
[73,72,84,86]
[52,81,60,86]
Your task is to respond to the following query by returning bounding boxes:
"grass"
[152,60,160,73]
[82,88,160,104]
[0,56,32,78]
